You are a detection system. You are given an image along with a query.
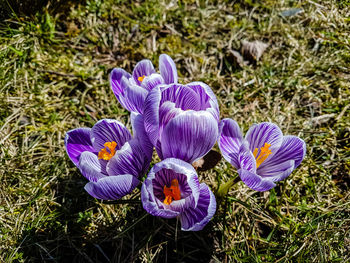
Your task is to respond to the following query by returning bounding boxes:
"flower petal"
[133,59,156,85]
[130,112,154,161]
[141,73,164,91]
[141,158,200,219]
[159,54,178,84]
[91,119,132,152]
[238,169,276,191]
[262,135,306,169]
[107,139,150,178]
[160,111,219,163]
[158,101,182,139]
[79,151,107,182]
[118,77,148,114]
[180,183,216,231]
[258,160,295,182]
[218,118,244,169]
[143,86,162,146]
[238,142,257,172]
[65,128,95,167]
[84,174,139,200]
[186,82,220,121]
[245,122,283,159]
[160,84,201,111]
[110,68,132,97]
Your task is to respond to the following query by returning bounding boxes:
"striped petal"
[84,174,139,200]
[65,128,94,167]
[159,54,178,84]
[79,151,107,182]
[218,118,244,169]
[160,111,218,163]
[180,183,216,231]
[245,122,283,159]
[91,119,132,152]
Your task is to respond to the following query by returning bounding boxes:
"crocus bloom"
[143,82,220,163]
[110,54,178,114]
[65,115,152,200]
[218,120,306,191]
[141,158,216,231]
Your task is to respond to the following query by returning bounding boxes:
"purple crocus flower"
[141,158,216,231]
[110,54,178,114]
[65,115,153,200]
[143,82,220,163]
[218,119,306,191]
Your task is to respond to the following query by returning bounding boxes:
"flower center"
[253,143,272,168]
[98,141,117,160]
[163,179,181,205]
[138,75,146,82]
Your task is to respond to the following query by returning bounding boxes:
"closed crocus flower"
[110,54,178,114]
[65,115,152,200]
[141,158,216,231]
[218,119,306,191]
[143,82,220,163]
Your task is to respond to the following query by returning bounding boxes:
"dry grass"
[0,0,349,262]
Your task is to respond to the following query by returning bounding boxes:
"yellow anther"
[254,143,272,168]
[98,141,117,160]
[163,179,181,205]
[138,75,146,82]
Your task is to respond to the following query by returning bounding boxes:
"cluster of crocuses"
[65,54,306,231]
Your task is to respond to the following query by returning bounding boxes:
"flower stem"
[216,176,241,199]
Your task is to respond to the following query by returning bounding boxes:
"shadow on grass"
[18,173,221,263]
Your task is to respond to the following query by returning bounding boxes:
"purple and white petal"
[160,111,219,163]
[180,183,216,231]
[218,118,244,169]
[133,59,156,85]
[130,113,153,161]
[159,54,178,84]
[79,151,107,182]
[90,119,132,152]
[141,73,164,91]
[143,86,162,146]
[258,160,295,182]
[65,128,95,167]
[159,84,201,111]
[245,122,283,159]
[186,82,220,121]
[238,169,276,192]
[158,101,182,139]
[107,139,150,178]
[261,135,306,169]
[110,68,132,97]
[119,77,149,114]
[84,174,140,200]
[238,142,257,172]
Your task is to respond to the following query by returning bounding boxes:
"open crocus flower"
[143,82,220,163]
[141,158,216,231]
[65,115,152,200]
[218,119,306,191]
[110,54,178,114]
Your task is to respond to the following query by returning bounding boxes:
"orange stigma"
[253,143,272,168]
[138,75,146,82]
[163,179,181,205]
[98,141,117,160]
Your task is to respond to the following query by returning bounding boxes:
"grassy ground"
[0,0,349,262]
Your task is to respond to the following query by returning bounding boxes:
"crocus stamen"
[138,75,146,82]
[163,179,181,205]
[253,143,272,168]
[98,141,117,160]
